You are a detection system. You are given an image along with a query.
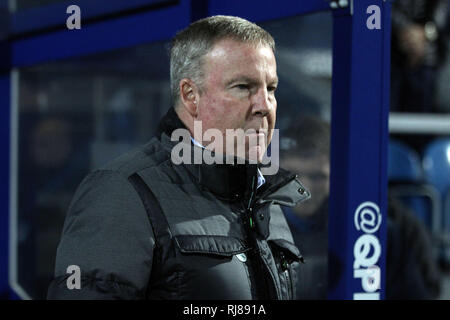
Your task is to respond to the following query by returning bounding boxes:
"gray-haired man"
[48,15,310,300]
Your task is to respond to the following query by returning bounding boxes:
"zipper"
[279,251,293,299]
[241,174,279,299]
[245,175,257,231]
[286,267,293,299]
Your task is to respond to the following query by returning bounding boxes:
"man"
[281,115,442,300]
[47,15,310,300]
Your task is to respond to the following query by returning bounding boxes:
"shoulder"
[71,137,174,198]
[98,137,170,178]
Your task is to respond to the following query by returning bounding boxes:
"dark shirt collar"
[155,107,308,203]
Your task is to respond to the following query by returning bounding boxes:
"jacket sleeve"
[47,169,156,300]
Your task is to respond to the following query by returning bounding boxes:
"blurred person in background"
[386,196,442,299]
[280,115,330,299]
[391,0,449,113]
[280,115,442,299]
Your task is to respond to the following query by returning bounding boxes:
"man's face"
[282,155,330,217]
[194,38,278,162]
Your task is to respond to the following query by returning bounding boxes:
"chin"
[247,145,266,164]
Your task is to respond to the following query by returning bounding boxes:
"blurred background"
[0,0,449,300]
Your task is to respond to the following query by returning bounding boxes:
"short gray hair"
[170,15,276,107]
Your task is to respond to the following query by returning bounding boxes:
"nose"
[251,87,273,117]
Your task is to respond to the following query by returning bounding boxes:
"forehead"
[203,38,277,82]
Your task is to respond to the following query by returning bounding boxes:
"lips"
[246,127,267,136]
[246,130,266,140]
[256,129,268,137]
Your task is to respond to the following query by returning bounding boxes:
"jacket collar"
[155,107,310,205]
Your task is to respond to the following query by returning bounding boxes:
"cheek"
[266,99,277,126]
[215,99,247,125]
[270,100,277,122]
[199,96,230,129]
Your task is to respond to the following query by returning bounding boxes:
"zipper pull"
[280,252,289,271]
[247,207,256,229]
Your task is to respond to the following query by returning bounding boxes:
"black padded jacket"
[47,108,310,300]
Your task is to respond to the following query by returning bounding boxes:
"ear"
[179,78,200,117]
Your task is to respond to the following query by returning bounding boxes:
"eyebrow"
[226,75,279,87]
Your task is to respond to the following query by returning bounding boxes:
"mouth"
[247,127,267,136]
[256,129,268,136]
[246,130,267,143]
[245,129,267,152]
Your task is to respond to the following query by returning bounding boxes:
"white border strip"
[8,69,32,300]
[389,112,450,135]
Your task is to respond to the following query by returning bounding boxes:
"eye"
[234,84,249,90]
[267,85,277,92]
